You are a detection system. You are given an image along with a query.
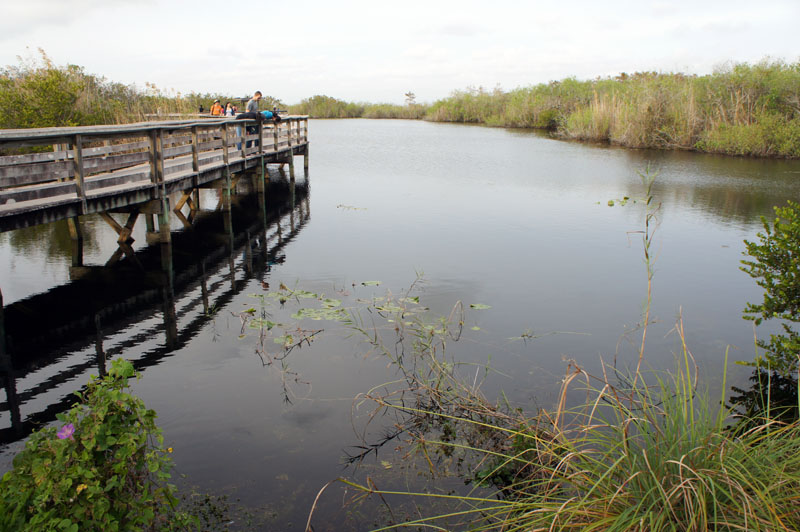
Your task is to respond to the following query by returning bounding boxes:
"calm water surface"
[2,119,799,528]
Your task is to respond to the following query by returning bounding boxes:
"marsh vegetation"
[292,60,800,159]
[3,53,798,158]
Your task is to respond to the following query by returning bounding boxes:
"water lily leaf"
[293,290,318,299]
[248,319,277,330]
[291,307,348,321]
[376,305,404,313]
[361,281,381,286]
[471,326,481,331]
[469,303,491,310]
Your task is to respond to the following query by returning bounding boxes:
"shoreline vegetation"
[290,59,800,159]
[1,52,798,158]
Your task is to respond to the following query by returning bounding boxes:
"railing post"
[149,129,165,198]
[258,120,264,155]
[287,118,295,180]
[72,134,88,211]
[191,126,200,173]
[273,121,279,153]
[239,122,246,160]
[304,118,308,143]
[222,123,230,166]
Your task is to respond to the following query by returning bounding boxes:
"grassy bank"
[427,60,800,158]
[287,94,428,119]
[3,52,798,158]
[290,60,800,159]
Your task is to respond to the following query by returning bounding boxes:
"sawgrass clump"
[334,294,800,531]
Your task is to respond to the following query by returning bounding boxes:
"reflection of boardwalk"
[0,177,310,444]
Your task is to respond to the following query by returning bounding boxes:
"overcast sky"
[1,0,798,105]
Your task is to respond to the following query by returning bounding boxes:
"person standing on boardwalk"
[210,99,224,116]
[245,91,263,148]
[247,91,262,113]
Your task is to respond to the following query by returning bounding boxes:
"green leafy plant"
[0,359,193,531]
[741,200,800,376]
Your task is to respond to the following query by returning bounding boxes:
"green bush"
[288,94,364,118]
[742,201,800,376]
[0,359,192,531]
[697,112,800,157]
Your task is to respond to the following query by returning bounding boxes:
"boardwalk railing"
[0,116,309,231]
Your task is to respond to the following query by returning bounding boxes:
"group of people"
[203,91,266,118]
[209,99,237,116]
[198,92,273,149]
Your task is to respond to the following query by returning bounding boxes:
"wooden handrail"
[1,117,307,189]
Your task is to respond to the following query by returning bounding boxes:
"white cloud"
[1,0,798,104]
[1,0,146,38]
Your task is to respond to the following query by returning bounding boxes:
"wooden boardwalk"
[0,117,311,441]
[0,115,309,232]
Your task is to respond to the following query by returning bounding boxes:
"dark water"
[1,119,800,528]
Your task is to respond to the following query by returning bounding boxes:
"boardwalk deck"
[0,116,309,232]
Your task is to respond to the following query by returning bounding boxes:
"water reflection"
[0,171,310,445]
[504,127,798,226]
[606,152,800,227]
[729,368,799,428]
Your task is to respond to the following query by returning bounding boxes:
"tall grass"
[288,94,428,119]
[427,61,800,158]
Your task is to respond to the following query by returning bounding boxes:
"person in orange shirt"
[210,99,224,116]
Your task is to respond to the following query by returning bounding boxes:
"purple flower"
[57,423,75,440]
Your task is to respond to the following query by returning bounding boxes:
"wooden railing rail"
[0,116,309,223]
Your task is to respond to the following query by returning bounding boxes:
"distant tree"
[405,91,416,106]
[0,50,87,128]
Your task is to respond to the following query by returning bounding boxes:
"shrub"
[741,200,800,375]
[697,112,800,157]
[0,359,193,531]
